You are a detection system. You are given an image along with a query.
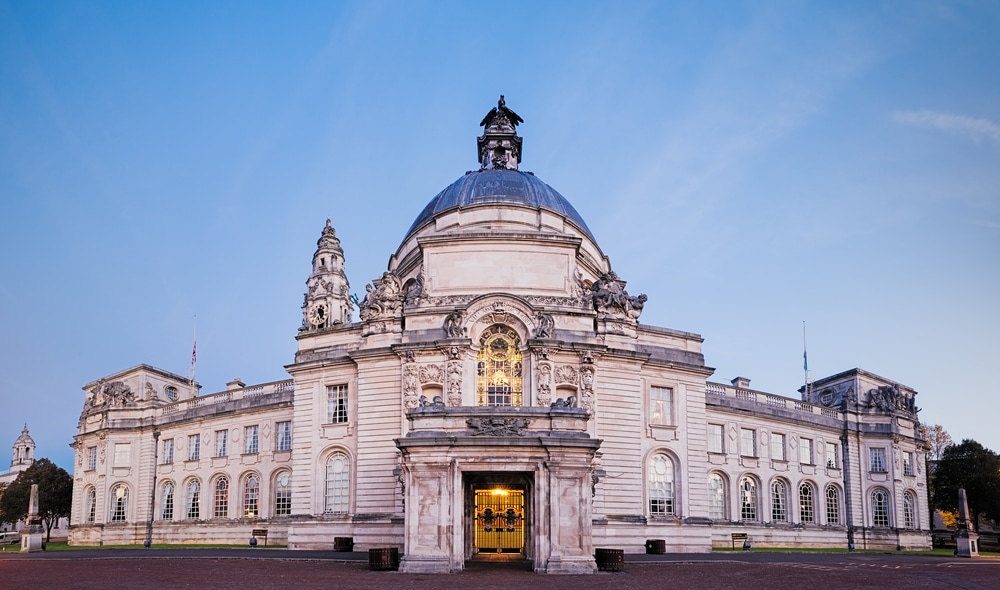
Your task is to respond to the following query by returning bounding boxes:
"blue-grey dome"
[404,169,594,241]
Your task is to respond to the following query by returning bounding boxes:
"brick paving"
[2,549,998,589]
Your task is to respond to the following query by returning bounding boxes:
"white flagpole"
[802,321,809,399]
[189,315,197,398]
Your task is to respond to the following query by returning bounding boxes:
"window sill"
[740,456,758,468]
[273,450,292,462]
[322,423,351,439]
[241,453,259,465]
[648,424,677,442]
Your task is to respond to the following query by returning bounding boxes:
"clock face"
[308,303,328,326]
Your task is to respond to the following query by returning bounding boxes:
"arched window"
[325,452,350,513]
[825,485,841,525]
[109,484,128,522]
[84,487,97,523]
[647,453,675,516]
[274,471,292,516]
[708,473,726,520]
[186,479,201,519]
[243,473,260,518]
[799,483,815,523]
[476,324,523,407]
[161,482,174,520]
[214,476,229,518]
[903,491,916,529]
[740,477,758,522]
[871,489,890,527]
[771,480,787,522]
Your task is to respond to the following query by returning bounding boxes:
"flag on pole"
[191,341,197,366]
[803,349,808,372]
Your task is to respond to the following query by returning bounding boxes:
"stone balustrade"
[706,381,842,420]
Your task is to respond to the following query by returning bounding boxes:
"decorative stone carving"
[402,363,419,409]
[446,361,463,407]
[555,365,578,385]
[144,382,155,401]
[866,384,917,416]
[418,395,445,407]
[534,312,555,339]
[86,380,136,410]
[466,417,530,437]
[536,361,553,407]
[419,364,443,384]
[404,266,425,305]
[580,357,595,412]
[550,396,577,408]
[589,271,647,321]
[359,271,403,324]
[443,311,465,338]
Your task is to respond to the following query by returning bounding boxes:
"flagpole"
[802,321,809,399]
[190,315,197,398]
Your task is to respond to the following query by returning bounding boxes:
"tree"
[919,424,953,460]
[931,439,1000,532]
[0,459,73,542]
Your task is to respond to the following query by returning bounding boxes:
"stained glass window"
[476,325,523,407]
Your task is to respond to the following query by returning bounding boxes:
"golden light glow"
[491,488,509,496]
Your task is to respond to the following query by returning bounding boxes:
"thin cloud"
[893,110,1000,144]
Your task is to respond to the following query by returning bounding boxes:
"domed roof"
[404,169,595,242]
[13,424,33,447]
[402,97,596,245]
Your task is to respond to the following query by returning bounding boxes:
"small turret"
[301,219,352,331]
[11,424,35,469]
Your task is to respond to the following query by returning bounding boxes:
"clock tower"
[300,219,352,331]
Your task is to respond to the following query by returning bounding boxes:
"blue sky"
[1,1,997,471]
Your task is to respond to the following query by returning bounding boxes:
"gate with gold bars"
[474,488,525,554]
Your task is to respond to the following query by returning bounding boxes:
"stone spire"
[11,424,35,469]
[478,95,523,171]
[300,219,352,331]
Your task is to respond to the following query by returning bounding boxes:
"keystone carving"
[467,417,530,437]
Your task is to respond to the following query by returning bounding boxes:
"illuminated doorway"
[474,487,525,554]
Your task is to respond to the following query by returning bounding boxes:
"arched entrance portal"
[464,472,532,559]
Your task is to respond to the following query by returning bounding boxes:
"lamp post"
[144,428,160,548]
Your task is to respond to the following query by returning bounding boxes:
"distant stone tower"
[300,219,353,331]
[10,424,35,471]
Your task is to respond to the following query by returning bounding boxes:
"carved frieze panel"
[403,362,419,409]
[419,364,443,384]
[446,361,463,407]
[535,360,553,407]
[466,417,530,437]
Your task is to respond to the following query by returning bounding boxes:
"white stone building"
[68,98,931,571]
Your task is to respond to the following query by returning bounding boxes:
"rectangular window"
[327,385,348,424]
[113,443,131,468]
[903,451,914,476]
[86,446,97,471]
[649,386,673,426]
[188,434,200,462]
[708,424,724,454]
[825,442,839,468]
[740,428,756,457]
[161,439,174,465]
[870,447,887,472]
[215,430,228,457]
[771,433,786,461]
[276,421,292,451]
[799,438,813,465]
[245,425,259,454]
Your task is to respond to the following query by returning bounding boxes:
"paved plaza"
[2,549,998,589]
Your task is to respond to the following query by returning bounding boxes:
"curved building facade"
[68,98,931,572]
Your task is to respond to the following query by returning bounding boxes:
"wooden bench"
[731,532,748,550]
[251,529,268,547]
